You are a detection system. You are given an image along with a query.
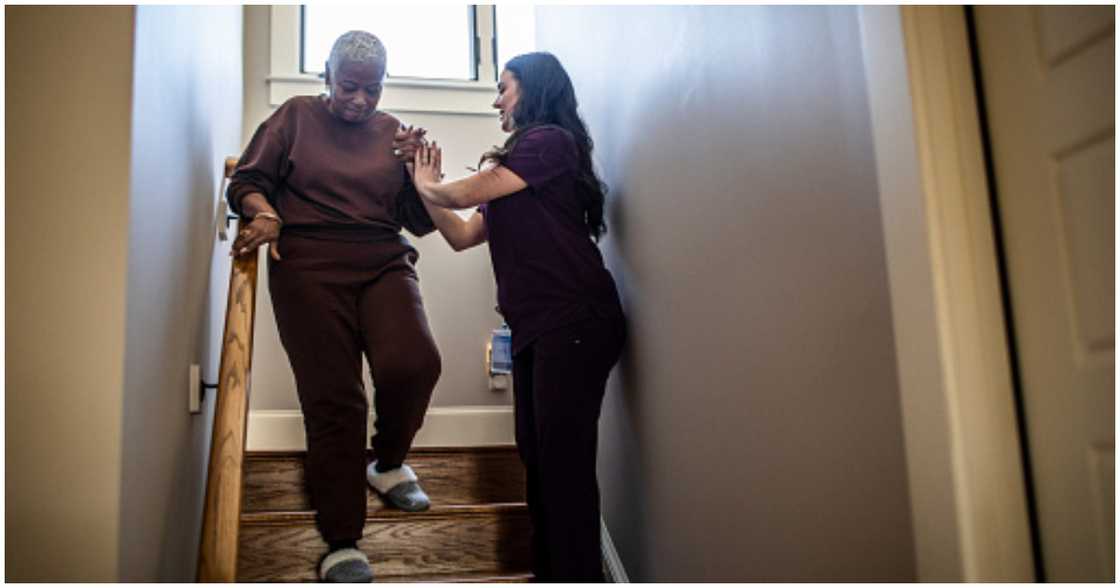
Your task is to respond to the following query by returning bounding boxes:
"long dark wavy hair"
[483,52,608,241]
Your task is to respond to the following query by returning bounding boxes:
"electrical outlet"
[489,373,510,391]
[189,364,201,413]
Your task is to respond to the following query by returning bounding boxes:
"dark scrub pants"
[513,317,625,582]
[269,233,441,543]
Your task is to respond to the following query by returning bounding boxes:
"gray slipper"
[319,548,373,583]
[382,480,431,512]
[367,461,431,512]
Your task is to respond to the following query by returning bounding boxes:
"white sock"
[319,547,368,579]
[366,461,417,493]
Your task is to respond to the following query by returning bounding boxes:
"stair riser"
[243,451,526,513]
[237,510,531,581]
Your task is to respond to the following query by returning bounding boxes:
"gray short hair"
[327,31,387,77]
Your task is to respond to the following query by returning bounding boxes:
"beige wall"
[119,6,243,580]
[5,6,135,581]
[7,5,246,580]
[241,6,511,411]
[537,5,916,580]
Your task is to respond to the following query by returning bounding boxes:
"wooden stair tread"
[243,447,525,513]
[237,504,531,581]
[240,502,528,524]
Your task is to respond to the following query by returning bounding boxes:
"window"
[299,5,535,83]
[302,5,477,81]
[268,6,534,114]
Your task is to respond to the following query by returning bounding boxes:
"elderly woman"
[227,31,439,583]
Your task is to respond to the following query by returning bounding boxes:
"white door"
[974,6,1114,582]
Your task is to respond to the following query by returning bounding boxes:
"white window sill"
[267,75,499,116]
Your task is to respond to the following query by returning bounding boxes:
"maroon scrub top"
[480,125,623,354]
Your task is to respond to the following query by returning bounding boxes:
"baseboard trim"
[601,518,629,583]
[246,405,515,451]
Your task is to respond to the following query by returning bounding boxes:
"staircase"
[235,446,532,582]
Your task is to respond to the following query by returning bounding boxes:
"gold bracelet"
[254,211,282,225]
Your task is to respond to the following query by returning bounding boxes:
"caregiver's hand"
[412,142,444,193]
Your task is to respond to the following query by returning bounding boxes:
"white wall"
[241,7,511,412]
[537,5,916,580]
[119,6,243,580]
[6,6,135,581]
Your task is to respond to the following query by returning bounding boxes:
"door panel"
[974,6,1114,582]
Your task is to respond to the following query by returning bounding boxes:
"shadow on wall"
[597,178,653,575]
[554,4,914,581]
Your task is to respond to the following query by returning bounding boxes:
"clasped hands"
[393,125,444,193]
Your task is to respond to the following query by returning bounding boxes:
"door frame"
[859,6,1035,581]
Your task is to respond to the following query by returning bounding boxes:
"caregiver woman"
[408,51,625,582]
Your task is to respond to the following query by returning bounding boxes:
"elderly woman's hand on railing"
[231,192,283,261]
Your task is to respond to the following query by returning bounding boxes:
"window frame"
[268,5,498,116]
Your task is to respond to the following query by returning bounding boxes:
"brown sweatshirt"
[227,95,432,241]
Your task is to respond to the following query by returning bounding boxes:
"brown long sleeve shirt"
[228,95,431,241]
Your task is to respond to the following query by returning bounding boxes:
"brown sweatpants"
[268,233,441,543]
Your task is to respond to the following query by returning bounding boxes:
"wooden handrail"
[197,156,259,581]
